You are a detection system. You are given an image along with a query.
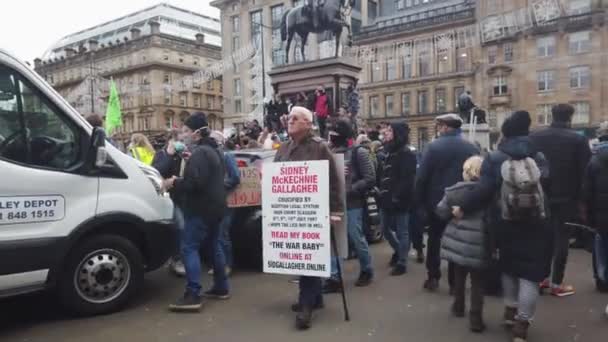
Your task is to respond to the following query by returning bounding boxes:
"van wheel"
[58,235,144,316]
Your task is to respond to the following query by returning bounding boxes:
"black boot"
[390,264,407,276]
[389,253,398,267]
[503,306,517,327]
[469,311,486,333]
[416,248,425,264]
[322,279,342,294]
[295,305,313,330]
[423,278,439,292]
[291,301,324,312]
[355,270,374,287]
[451,301,465,318]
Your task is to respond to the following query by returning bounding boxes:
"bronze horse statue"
[280,0,354,64]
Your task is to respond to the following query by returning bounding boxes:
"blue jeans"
[381,210,410,267]
[594,232,608,283]
[181,215,228,296]
[218,208,235,268]
[331,208,373,278]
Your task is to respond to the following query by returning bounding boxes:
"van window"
[0,66,81,169]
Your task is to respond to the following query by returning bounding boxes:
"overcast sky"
[0,0,220,63]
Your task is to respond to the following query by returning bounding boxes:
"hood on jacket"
[445,181,479,205]
[593,141,608,165]
[388,122,410,151]
[498,136,537,160]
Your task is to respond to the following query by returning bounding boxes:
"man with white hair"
[274,106,345,330]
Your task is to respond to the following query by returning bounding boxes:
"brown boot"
[469,311,486,333]
[504,306,517,328]
[512,319,530,342]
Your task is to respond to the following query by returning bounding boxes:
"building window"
[569,0,591,15]
[164,90,171,105]
[493,75,508,95]
[572,101,590,124]
[454,86,465,110]
[194,94,201,108]
[537,36,556,57]
[504,43,514,63]
[271,5,285,65]
[234,79,242,96]
[180,93,187,107]
[207,81,214,92]
[250,10,262,47]
[569,31,591,55]
[235,99,242,113]
[385,95,394,116]
[488,46,497,65]
[437,51,449,74]
[435,88,447,113]
[402,54,413,79]
[207,95,214,110]
[396,0,405,10]
[386,60,397,81]
[418,90,428,114]
[537,104,554,125]
[418,127,429,151]
[537,70,556,92]
[371,61,382,83]
[163,73,171,84]
[570,66,591,88]
[401,93,410,115]
[193,57,199,66]
[163,51,170,61]
[487,0,498,14]
[418,50,431,77]
[232,16,240,33]
[370,96,379,117]
[456,50,468,71]
[232,36,240,52]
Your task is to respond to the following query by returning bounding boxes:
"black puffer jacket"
[582,141,608,233]
[378,123,417,212]
[530,122,591,207]
[172,137,226,223]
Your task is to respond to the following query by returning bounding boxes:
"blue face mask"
[174,141,186,153]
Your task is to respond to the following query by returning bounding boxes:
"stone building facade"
[34,3,224,145]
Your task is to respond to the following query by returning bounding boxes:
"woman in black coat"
[456,111,552,342]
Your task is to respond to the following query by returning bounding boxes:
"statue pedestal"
[462,123,491,151]
[268,57,361,114]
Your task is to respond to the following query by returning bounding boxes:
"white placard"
[0,195,65,225]
[262,161,330,277]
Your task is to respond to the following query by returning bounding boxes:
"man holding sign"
[272,106,344,330]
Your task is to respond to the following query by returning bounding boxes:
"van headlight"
[138,164,167,196]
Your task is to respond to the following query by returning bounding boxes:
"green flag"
[104,79,122,135]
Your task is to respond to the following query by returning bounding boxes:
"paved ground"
[1,243,606,342]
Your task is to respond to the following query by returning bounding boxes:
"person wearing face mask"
[152,130,187,276]
[324,119,376,293]
[164,112,229,312]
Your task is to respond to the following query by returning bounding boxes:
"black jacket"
[152,150,182,179]
[529,122,591,207]
[172,137,226,223]
[378,123,417,212]
[460,136,552,282]
[582,141,608,233]
[415,129,479,212]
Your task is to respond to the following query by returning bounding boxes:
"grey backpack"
[499,157,546,221]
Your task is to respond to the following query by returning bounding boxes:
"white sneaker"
[171,260,186,277]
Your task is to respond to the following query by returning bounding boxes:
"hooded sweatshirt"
[377,122,417,211]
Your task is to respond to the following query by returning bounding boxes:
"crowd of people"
[102,98,608,341]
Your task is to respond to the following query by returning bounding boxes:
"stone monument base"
[462,123,490,151]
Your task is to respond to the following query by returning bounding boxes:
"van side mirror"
[89,127,107,168]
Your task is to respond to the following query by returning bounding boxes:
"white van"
[0,49,176,315]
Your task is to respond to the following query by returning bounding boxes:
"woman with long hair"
[129,133,155,165]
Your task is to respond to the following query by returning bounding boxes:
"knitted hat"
[501,111,531,138]
[184,112,208,131]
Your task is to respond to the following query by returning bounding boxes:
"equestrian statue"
[280,0,354,64]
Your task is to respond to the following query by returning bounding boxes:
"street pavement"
[1,243,606,342]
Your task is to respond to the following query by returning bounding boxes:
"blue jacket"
[223,151,240,194]
[415,130,479,211]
